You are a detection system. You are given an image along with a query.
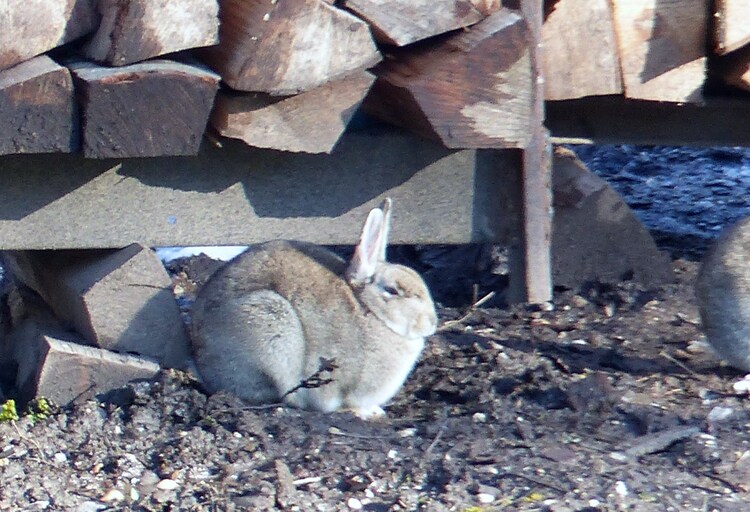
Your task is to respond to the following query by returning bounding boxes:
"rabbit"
[695,215,750,372]
[190,198,438,418]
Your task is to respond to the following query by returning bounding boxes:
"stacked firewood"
[543,0,750,102]
[0,0,532,157]
[0,1,748,159]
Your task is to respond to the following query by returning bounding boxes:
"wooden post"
[509,0,552,304]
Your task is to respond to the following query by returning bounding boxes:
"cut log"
[552,147,672,287]
[542,0,622,100]
[85,0,220,66]
[3,244,191,368]
[714,0,750,54]
[469,0,502,15]
[211,70,375,153]
[68,60,219,158]
[0,56,78,155]
[717,44,750,92]
[363,8,533,148]
[13,325,160,407]
[611,0,707,103]
[202,0,381,95]
[344,0,485,46]
[0,0,98,71]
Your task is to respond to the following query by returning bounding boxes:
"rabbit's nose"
[413,310,438,337]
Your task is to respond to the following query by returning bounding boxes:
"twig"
[292,476,322,487]
[13,421,46,460]
[614,425,700,460]
[499,470,569,494]
[282,358,338,400]
[659,350,700,377]
[424,420,448,457]
[437,291,496,331]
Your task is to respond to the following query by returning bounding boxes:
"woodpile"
[0,0,748,157]
[543,0,750,102]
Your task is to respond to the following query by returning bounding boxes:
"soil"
[2,145,750,511]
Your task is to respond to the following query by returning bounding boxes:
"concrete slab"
[3,244,191,368]
[14,327,160,406]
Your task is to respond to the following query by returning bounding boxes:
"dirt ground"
[2,248,750,511]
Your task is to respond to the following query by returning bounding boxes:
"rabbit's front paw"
[353,405,386,420]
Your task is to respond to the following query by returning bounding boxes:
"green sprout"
[0,399,19,422]
[26,397,56,424]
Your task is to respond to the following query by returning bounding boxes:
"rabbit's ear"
[378,197,392,262]
[347,199,391,282]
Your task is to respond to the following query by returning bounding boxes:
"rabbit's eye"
[381,285,401,297]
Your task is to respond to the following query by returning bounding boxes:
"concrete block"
[14,326,160,406]
[3,244,190,368]
[551,147,673,287]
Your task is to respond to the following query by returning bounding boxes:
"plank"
[202,0,381,94]
[717,44,750,92]
[364,8,533,148]
[0,128,519,249]
[68,60,220,158]
[0,0,98,71]
[85,0,219,66]
[344,0,485,46]
[542,0,622,100]
[14,328,160,406]
[546,96,750,146]
[211,70,375,153]
[610,0,707,102]
[714,0,750,54]
[0,56,77,155]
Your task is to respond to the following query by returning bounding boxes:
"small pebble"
[347,497,363,510]
[53,452,67,463]
[472,412,487,423]
[615,480,628,497]
[477,493,495,504]
[707,406,734,423]
[733,375,750,394]
[156,479,179,491]
[101,489,125,503]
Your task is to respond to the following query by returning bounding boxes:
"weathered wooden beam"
[202,0,381,94]
[0,128,519,249]
[211,71,375,153]
[542,0,622,100]
[85,0,220,66]
[716,44,750,93]
[344,0,485,46]
[0,56,78,155]
[714,0,750,55]
[512,0,552,304]
[0,0,98,71]
[546,97,750,146]
[364,8,533,148]
[68,60,220,158]
[610,0,707,102]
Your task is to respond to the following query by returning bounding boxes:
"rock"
[14,325,160,406]
[2,244,190,368]
[552,147,673,288]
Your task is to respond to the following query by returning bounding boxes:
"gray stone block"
[3,244,190,368]
[14,326,160,406]
[552,147,673,287]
